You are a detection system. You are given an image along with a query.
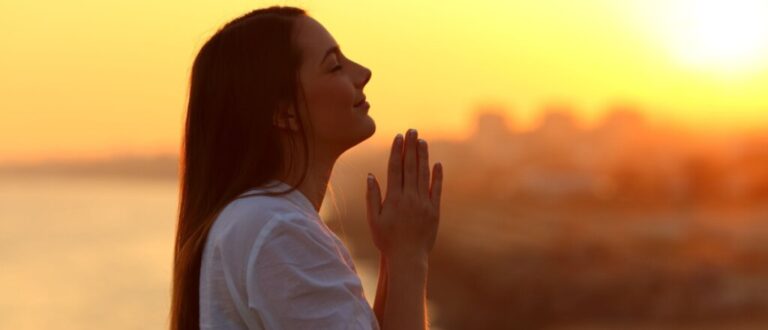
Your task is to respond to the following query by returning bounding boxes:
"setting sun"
[660,0,768,72]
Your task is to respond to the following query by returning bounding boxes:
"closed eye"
[331,64,342,72]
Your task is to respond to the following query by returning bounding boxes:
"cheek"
[301,77,369,143]
[311,78,354,111]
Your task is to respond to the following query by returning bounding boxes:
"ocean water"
[0,174,379,330]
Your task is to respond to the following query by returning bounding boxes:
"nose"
[356,67,372,88]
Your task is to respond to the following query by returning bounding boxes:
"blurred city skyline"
[6,101,767,200]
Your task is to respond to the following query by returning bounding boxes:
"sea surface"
[0,174,380,330]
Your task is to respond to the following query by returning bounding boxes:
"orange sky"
[2,0,768,163]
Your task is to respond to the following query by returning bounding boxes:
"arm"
[382,255,428,330]
[373,254,389,328]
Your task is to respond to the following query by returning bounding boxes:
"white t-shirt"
[199,179,380,330]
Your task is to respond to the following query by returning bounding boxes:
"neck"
[276,144,340,213]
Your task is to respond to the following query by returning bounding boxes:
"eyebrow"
[320,45,340,66]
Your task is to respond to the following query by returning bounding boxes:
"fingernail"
[408,128,416,137]
[367,173,374,183]
[395,134,403,145]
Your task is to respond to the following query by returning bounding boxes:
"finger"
[430,162,443,213]
[417,138,430,197]
[366,173,382,223]
[403,128,418,195]
[386,133,404,200]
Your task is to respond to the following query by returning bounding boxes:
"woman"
[170,6,443,330]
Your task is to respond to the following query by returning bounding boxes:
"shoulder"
[221,192,307,224]
[252,214,338,266]
[206,193,318,264]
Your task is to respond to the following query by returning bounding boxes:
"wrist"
[386,252,428,273]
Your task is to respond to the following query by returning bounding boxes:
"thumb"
[366,173,382,223]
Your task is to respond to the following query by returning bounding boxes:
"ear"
[272,103,300,132]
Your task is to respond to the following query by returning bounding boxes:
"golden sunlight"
[660,0,768,72]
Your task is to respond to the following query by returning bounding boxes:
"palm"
[365,129,443,259]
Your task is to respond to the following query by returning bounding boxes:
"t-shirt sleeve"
[245,215,377,330]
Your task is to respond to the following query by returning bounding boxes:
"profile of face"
[273,16,374,158]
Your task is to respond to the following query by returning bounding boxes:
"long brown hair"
[170,6,311,329]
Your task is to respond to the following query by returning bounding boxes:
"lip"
[354,101,370,112]
[353,96,366,107]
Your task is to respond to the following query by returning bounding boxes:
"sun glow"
[3,1,768,162]
[659,0,768,72]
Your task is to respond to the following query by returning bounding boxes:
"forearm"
[382,256,428,330]
[373,254,388,329]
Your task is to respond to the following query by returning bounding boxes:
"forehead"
[293,16,338,63]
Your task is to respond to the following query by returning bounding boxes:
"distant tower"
[535,103,579,134]
[471,104,513,142]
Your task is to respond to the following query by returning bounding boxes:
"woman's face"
[289,16,374,156]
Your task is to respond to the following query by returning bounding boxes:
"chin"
[342,119,376,153]
[361,116,376,139]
